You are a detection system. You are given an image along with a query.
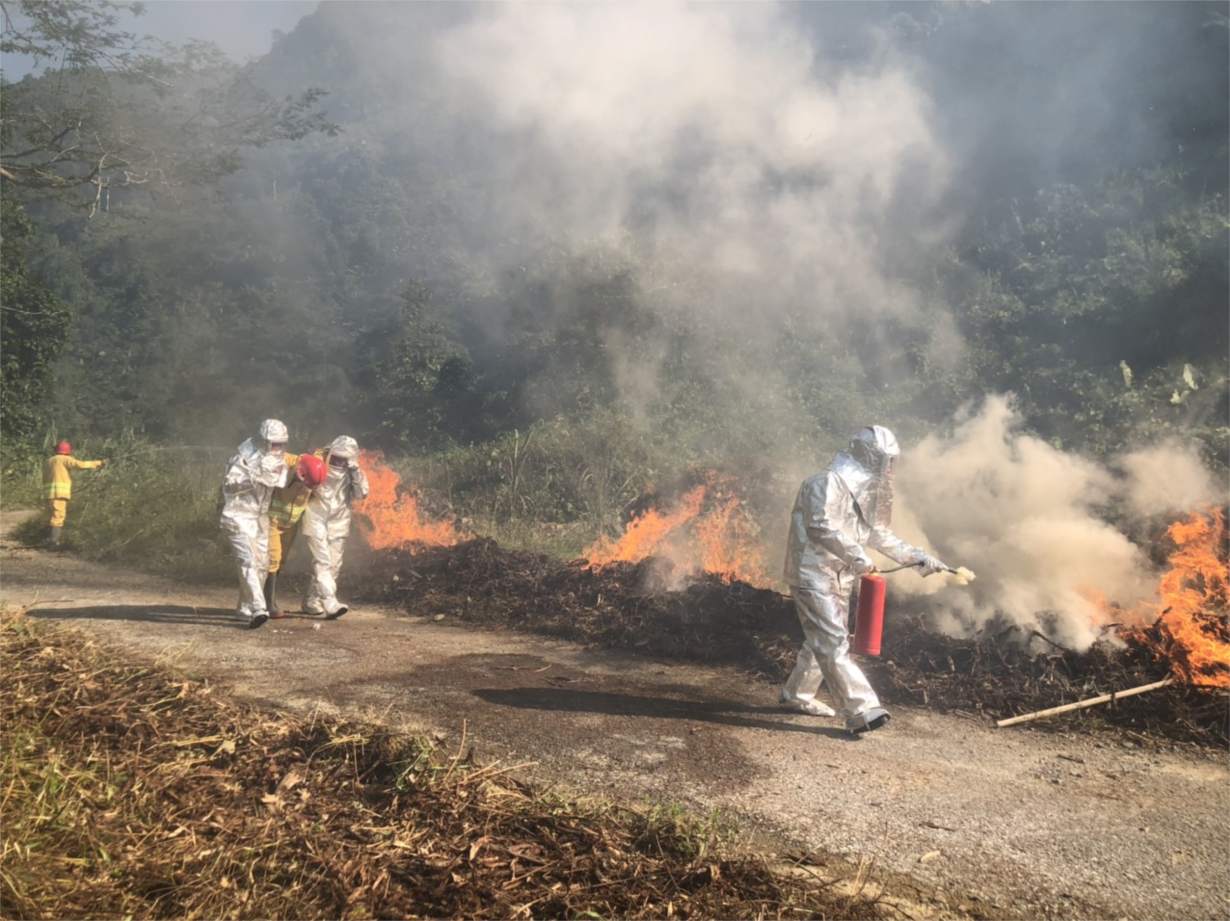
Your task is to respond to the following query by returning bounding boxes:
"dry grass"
[0,609,887,921]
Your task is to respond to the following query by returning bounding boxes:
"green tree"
[0,198,72,443]
[0,0,340,448]
[1,0,336,210]
[357,282,486,451]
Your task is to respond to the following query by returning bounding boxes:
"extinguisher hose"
[876,561,955,575]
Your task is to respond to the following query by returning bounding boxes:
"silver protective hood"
[782,425,924,589]
[220,436,289,521]
[304,436,370,541]
[329,435,359,460]
[845,425,899,528]
[258,419,289,454]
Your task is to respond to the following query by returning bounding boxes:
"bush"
[388,408,798,560]
[13,442,236,583]
[0,442,47,508]
[405,409,666,531]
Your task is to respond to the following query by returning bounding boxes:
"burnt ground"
[362,538,1228,748]
[2,509,1228,920]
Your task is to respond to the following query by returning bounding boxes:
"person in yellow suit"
[264,451,327,617]
[42,440,108,545]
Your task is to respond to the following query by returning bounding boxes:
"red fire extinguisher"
[853,573,887,656]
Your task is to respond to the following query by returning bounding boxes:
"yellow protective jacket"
[269,451,321,528]
[42,455,104,500]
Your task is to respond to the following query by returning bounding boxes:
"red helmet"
[296,453,327,489]
[55,440,72,455]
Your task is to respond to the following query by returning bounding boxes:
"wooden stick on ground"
[995,676,1175,728]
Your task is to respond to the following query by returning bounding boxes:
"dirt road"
[2,510,1226,921]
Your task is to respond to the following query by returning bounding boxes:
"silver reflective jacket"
[783,450,921,589]
[220,437,290,523]
[303,460,371,541]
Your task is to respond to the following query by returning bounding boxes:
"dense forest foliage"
[3,1,1226,525]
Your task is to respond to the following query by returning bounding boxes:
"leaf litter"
[361,538,1227,749]
[1,610,886,920]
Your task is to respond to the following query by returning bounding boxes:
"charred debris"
[358,538,1228,749]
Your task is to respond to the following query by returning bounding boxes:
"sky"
[132,0,318,60]
[1,0,318,78]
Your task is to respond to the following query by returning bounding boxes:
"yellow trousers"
[268,520,302,573]
[45,498,68,528]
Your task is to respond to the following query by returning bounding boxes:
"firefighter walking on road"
[220,419,294,629]
[782,425,951,735]
[265,452,327,617]
[302,436,369,618]
[42,440,107,545]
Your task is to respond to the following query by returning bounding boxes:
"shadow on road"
[473,687,856,739]
[25,604,245,628]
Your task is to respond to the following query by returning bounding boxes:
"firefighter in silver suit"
[781,425,949,734]
[220,419,292,629]
[302,436,370,618]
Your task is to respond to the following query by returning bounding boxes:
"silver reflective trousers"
[222,514,271,620]
[782,586,880,719]
[304,531,347,614]
[301,464,368,615]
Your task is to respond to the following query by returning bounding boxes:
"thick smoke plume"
[431,2,955,421]
[264,4,1224,650]
[888,395,1222,649]
[420,5,1224,648]
[437,4,950,266]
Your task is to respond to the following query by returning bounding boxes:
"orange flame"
[584,471,770,586]
[585,484,705,568]
[1127,507,1229,688]
[693,492,769,586]
[354,449,459,551]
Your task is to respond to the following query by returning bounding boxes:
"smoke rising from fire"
[887,395,1223,649]
[279,3,1219,463]
[281,3,1223,653]
[431,1,954,422]
[437,4,949,247]
[1116,441,1223,520]
[297,1,1230,654]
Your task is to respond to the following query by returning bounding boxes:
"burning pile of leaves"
[362,539,802,678]
[358,539,1228,749]
[873,616,1228,746]
[1,611,885,921]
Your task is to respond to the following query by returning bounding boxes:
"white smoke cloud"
[433,1,953,346]
[888,395,1174,650]
[1116,439,1224,519]
[277,6,1223,654]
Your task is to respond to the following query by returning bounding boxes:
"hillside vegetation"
[3,2,1225,510]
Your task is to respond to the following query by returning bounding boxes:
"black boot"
[48,526,63,547]
[264,572,284,618]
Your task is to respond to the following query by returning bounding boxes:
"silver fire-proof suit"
[302,436,370,617]
[781,425,947,732]
[220,420,290,625]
